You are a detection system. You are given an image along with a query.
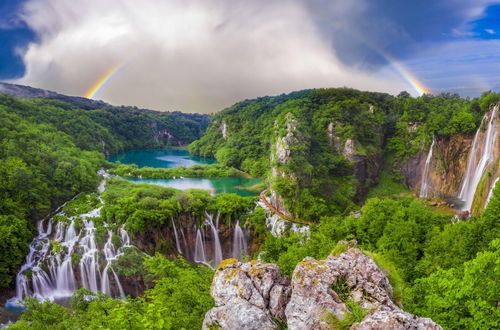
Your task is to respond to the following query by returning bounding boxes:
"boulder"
[202,259,291,330]
[203,243,442,330]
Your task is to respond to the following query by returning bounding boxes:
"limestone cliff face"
[220,120,229,140]
[203,241,441,330]
[332,122,384,202]
[401,134,473,199]
[403,105,500,213]
[269,113,301,217]
[150,122,183,146]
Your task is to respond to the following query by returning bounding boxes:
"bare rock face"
[285,241,395,329]
[220,120,229,139]
[204,242,442,330]
[273,113,299,164]
[342,139,357,160]
[351,305,441,330]
[202,259,291,330]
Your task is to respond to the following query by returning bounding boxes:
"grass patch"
[331,274,350,301]
[325,300,368,329]
[367,170,410,199]
[331,242,349,256]
[363,251,405,304]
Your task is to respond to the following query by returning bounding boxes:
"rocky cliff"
[402,105,500,214]
[401,133,473,199]
[203,241,441,330]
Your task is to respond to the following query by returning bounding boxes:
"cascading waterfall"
[7,176,131,307]
[419,137,435,198]
[232,221,248,260]
[458,105,499,212]
[178,212,249,269]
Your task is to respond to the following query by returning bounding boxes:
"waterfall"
[171,218,183,254]
[7,177,132,307]
[419,137,435,198]
[206,213,223,267]
[458,105,499,212]
[193,228,207,265]
[101,230,126,298]
[177,212,249,268]
[486,177,499,207]
[232,221,248,260]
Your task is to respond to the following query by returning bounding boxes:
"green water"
[108,149,261,196]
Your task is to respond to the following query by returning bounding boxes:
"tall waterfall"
[458,105,499,212]
[7,178,131,307]
[419,137,435,198]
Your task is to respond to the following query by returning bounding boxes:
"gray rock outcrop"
[203,241,442,330]
[202,259,291,330]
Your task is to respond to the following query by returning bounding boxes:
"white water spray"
[419,137,435,198]
[7,175,132,307]
[458,105,499,211]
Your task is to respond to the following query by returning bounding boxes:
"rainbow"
[84,63,123,99]
[387,57,431,95]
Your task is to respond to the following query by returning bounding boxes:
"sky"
[0,0,499,113]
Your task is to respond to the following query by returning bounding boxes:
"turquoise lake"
[108,149,261,196]
[107,149,216,168]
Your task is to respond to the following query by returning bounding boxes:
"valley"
[0,85,498,329]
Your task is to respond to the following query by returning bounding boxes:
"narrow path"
[260,190,314,226]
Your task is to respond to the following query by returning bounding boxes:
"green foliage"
[190,88,497,221]
[363,251,405,303]
[11,255,214,329]
[325,300,368,329]
[62,193,101,217]
[101,179,257,234]
[110,163,244,179]
[50,240,63,254]
[113,247,147,278]
[332,275,351,301]
[0,215,32,287]
[406,240,500,329]
[366,169,410,199]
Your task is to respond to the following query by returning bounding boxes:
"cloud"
[402,38,500,96]
[12,0,408,113]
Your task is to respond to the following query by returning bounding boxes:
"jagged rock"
[327,122,342,152]
[351,305,441,330]
[273,112,299,164]
[202,260,291,330]
[204,242,442,330]
[343,139,357,159]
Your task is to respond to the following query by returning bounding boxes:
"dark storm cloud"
[303,0,496,69]
[5,0,500,111]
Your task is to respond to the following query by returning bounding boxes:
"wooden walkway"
[260,190,314,226]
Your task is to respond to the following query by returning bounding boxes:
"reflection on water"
[109,149,261,196]
[108,149,216,168]
[124,177,261,197]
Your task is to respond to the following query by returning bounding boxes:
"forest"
[0,89,499,329]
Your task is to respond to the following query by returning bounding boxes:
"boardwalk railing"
[259,190,314,226]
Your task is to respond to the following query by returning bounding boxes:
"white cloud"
[12,0,405,113]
